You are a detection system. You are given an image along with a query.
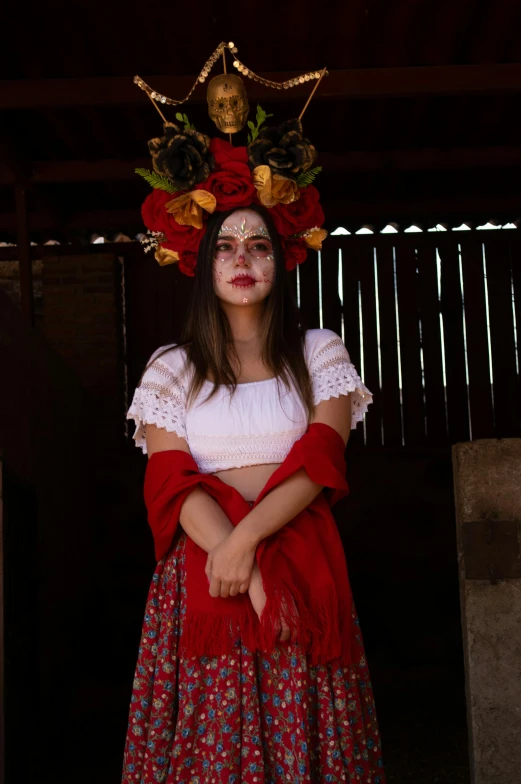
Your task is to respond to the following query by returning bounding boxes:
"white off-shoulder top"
[127,328,372,473]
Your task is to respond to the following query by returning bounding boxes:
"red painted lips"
[230,275,256,286]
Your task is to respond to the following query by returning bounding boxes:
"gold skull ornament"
[207,74,249,134]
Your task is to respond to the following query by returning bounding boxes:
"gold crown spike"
[134,42,328,125]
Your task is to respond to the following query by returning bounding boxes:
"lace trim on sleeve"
[126,358,187,453]
[310,335,373,428]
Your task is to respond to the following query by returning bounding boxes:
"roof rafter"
[2,146,521,185]
[3,64,521,109]
[1,193,520,236]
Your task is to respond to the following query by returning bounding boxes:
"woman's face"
[212,208,275,306]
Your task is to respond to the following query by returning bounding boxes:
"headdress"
[135,42,328,277]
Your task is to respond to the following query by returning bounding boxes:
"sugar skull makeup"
[215,216,274,263]
[212,209,275,304]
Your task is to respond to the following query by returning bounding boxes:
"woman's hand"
[276,597,292,643]
[205,529,256,599]
[248,563,267,619]
[248,566,292,642]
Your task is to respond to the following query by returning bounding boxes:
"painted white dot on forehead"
[218,214,271,242]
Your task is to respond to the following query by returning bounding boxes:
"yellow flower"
[303,227,328,251]
[164,190,216,229]
[252,165,299,208]
[154,246,179,266]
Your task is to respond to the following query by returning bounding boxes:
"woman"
[122,197,386,783]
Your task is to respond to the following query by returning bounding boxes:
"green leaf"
[173,111,193,130]
[247,126,260,144]
[258,107,273,129]
[247,104,275,147]
[135,168,179,194]
[296,166,323,188]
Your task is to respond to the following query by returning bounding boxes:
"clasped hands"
[205,527,291,642]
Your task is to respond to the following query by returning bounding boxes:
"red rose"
[178,250,198,277]
[198,162,256,211]
[141,189,171,233]
[198,140,255,211]
[271,185,324,238]
[282,238,308,271]
[142,189,202,253]
[209,138,249,166]
[162,225,203,257]
[161,212,202,252]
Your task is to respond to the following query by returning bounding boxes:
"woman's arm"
[146,424,235,550]
[206,393,352,566]
[205,393,351,640]
[146,423,256,595]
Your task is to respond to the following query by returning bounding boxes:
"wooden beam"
[0,461,4,784]
[322,147,521,172]
[0,131,34,182]
[0,159,149,184]
[324,196,521,222]
[0,193,520,237]
[3,64,521,109]
[2,146,521,185]
[1,225,520,264]
[0,208,141,231]
[14,185,34,327]
[0,242,142,261]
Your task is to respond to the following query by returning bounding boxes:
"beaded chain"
[134,42,327,107]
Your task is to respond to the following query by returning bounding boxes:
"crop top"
[127,328,372,473]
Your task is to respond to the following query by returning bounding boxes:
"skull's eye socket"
[232,99,239,107]
[218,101,225,110]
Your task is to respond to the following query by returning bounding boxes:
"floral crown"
[137,109,327,277]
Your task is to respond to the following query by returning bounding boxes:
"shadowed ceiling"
[2,0,521,240]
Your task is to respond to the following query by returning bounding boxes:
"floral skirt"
[121,533,386,783]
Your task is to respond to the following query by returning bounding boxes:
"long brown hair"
[147,204,314,422]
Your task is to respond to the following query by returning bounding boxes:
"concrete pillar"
[452,439,521,784]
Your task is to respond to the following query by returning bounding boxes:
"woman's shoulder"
[142,342,192,385]
[304,328,349,362]
[147,342,188,366]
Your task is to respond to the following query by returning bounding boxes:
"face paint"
[217,219,271,243]
[212,210,276,304]
[215,226,274,263]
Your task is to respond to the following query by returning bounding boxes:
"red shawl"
[144,422,355,665]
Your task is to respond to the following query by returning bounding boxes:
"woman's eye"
[251,243,271,252]
[216,243,232,251]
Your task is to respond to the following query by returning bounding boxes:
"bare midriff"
[212,463,282,504]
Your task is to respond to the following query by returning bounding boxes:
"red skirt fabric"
[121,533,386,783]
